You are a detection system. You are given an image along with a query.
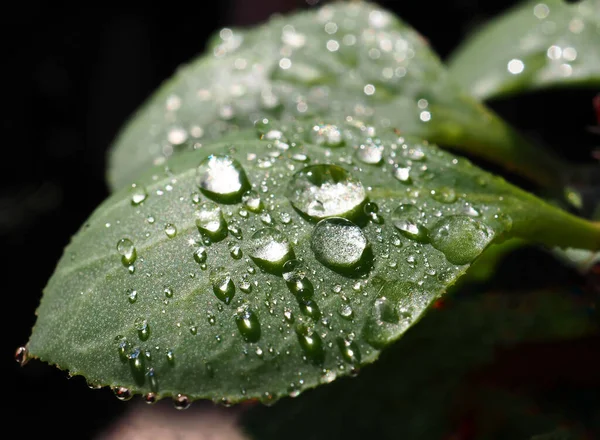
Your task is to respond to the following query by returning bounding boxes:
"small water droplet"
[283,260,315,300]
[393,166,412,184]
[173,394,190,410]
[210,267,235,304]
[164,223,177,238]
[195,202,228,242]
[248,228,295,275]
[164,286,173,298]
[228,242,243,260]
[298,298,321,319]
[196,155,250,204]
[117,238,137,266]
[193,247,207,264]
[144,392,157,404]
[296,326,325,364]
[166,349,175,365]
[431,187,456,204]
[242,190,264,212]
[127,289,138,304]
[356,140,384,165]
[15,346,29,366]
[391,204,430,243]
[339,304,354,320]
[235,306,261,342]
[311,217,372,275]
[135,318,150,341]
[130,184,148,205]
[337,337,361,364]
[310,124,344,147]
[113,386,132,401]
[429,215,494,265]
[148,367,159,392]
[286,164,367,221]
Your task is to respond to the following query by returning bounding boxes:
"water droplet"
[228,242,243,260]
[248,228,295,275]
[148,367,159,392]
[128,347,145,385]
[15,346,29,366]
[431,187,457,204]
[356,140,384,165]
[296,326,325,364]
[135,318,150,341]
[298,298,321,319]
[286,165,367,221]
[164,223,177,238]
[144,392,157,404]
[339,304,354,320]
[196,155,250,204]
[235,306,261,342]
[190,325,198,335]
[363,282,416,348]
[282,260,314,299]
[195,202,228,242]
[173,394,190,410]
[429,215,494,265]
[311,217,372,275]
[364,202,383,224]
[337,337,361,364]
[310,124,344,147]
[391,204,430,243]
[393,166,412,184]
[164,286,173,298]
[193,247,207,264]
[130,184,148,205]
[117,238,137,266]
[210,267,235,304]
[242,190,264,212]
[113,386,132,401]
[166,349,175,365]
[127,289,138,304]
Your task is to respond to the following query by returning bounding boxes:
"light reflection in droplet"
[507,59,525,75]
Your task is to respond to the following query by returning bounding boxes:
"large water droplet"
[235,306,261,342]
[210,267,235,304]
[117,238,137,266]
[196,155,250,204]
[128,347,145,385]
[311,217,372,275]
[430,187,456,204]
[195,202,228,242]
[298,298,321,320]
[429,215,494,265]
[173,394,190,410]
[144,392,157,405]
[286,164,367,221]
[296,326,325,364]
[391,204,430,243]
[248,228,295,275]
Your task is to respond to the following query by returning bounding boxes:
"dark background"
[4,0,599,438]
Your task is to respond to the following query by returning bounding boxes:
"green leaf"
[107,2,565,192]
[447,0,600,100]
[242,286,597,439]
[26,118,600,404]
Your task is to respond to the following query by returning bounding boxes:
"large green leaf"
[448,0,600,100]
[107,2,565,192]
[26,118,600,404]
[243,286,597,439]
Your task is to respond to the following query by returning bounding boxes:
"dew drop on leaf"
[164,223,177,238]
[430,187,457,204]
[235,306,262,342]
[113,386,132,401]
[196,155,250,204]
[248,228,295,275]
[210,267,236,304]
[296,326,325,365]
[282,260,315,299]
[393,166,412,184]
[298,298,321,320]
[337,337,361,364]
[164,286,174,298]
[429,215,494,265]
[173,394,191,410]
[117,238,137,266]
[310,124,344,147]
[194,201,228,242]
[242,190,264,212]
[391,204,430,243]
[15,346,29,366]
[286,164,366,221]
[130,184,148,206]
[311,217,372,275]
[135,318,150,341]
[356,139,384,165]
[193,247,207,264]
[144,392,157,404]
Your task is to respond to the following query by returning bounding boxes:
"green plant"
[17,1,600,438]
